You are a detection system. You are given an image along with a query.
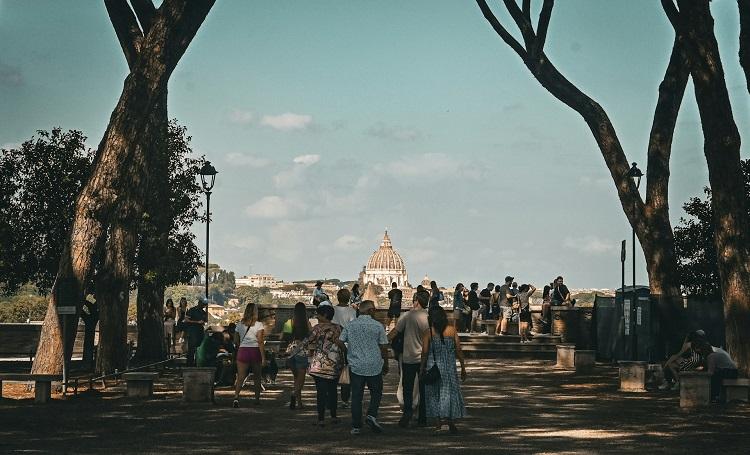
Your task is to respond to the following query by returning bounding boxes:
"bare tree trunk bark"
[96,223,138,374]
[739,0,750,94]
[677,0,750,375]
[136,280,167,361]
[31,0,215,374]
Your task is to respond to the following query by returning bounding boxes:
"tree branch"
[130,0,157,35]
[533,0,554,58]
[104,0,144,70]
[476,0,527,59]
[645,36,689,217]
[522,0,531,22]
[661,0,681,30]
[502,0,536,51]
[739,0,750,94]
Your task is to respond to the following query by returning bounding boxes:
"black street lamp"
[198,161,218,302]
[626,162,643,360]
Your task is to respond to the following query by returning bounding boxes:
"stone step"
[462,349,556,360]
[459,342,557,350]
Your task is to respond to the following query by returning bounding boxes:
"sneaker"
[671,382,680,391]
[350,428,361,435]
[365,415,383,433]
[341,401,350,409]
[232,399,239,408]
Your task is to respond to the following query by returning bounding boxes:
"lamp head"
[198,161,218,192]
[627,162,643,179]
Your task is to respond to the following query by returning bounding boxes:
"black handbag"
[422,336,441,385]
[391,330,405,356]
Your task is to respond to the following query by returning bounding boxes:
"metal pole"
[205,190,211,301]
[62,314,68,394]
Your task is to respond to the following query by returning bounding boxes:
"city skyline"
[1,1,748,288]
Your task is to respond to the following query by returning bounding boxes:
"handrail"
[87,354,184,390]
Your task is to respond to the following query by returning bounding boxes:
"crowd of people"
[449,275,573,340]
[168,281,468,435]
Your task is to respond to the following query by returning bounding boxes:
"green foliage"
[674,159,750,296]
[0,285,48,322]
[0,129,93,294]
[164,284,204,306]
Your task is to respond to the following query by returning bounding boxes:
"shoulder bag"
[422,335,441,385]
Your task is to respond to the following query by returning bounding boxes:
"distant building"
[361,230,409,288]
[236,274,278,288]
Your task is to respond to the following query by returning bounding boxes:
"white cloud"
[245,196,298,219]
[228,109,255,125]
[232,236,262,250]
[376,153,476,180]
[226,152,270,168]
[293,154,320,166]
[366,122,422,141]
[563,236,618,255]
[261,113,312,131]
[333,235,364,251]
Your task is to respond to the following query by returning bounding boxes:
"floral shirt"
[305,322,344,380]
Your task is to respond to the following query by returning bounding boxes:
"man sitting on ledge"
[694,340,738,403]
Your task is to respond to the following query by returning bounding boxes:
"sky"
[1,1,748,289]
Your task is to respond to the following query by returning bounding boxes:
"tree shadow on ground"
[1,360,748,454]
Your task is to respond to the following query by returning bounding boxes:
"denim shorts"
[288,353,309,370]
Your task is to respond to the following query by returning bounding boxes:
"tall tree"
[32,0,215,375]
[475,0,689,352]
[663,0,750,375]
[135,120,203,361]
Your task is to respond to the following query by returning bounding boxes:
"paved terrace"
[1,359,748,454]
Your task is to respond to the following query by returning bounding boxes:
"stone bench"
[0,374,63,403]
[479,320,497,335]
[182,367,215,403]
[722,378,749,403]
[680,371,711,408]
[555,345,595,372]
[122,372,159,398]
[618,361,648,392]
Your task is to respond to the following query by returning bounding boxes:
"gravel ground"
[1,359,748,454]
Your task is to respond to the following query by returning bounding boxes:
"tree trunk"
[678,0,750,375]
[96,223,137,374]
[475,1,689,356]
[31,0,215,374]
[136,281,166,361]
[739,0,750,94]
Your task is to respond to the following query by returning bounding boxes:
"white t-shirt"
[332,305,357,328]
[236,321,265,348]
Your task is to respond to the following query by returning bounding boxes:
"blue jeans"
[350,370,383,429]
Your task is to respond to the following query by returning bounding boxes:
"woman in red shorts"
[233,303,266,407]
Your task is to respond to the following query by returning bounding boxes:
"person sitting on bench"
[694,340,738,403]
[659,330,706,390]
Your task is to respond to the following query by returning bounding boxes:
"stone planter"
[618,361,648,392]
[182,367,215,403]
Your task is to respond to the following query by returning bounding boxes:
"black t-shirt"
[479,288,491,305]
[185,306,207,334]
[553,284,570,303]
[468,290,480,310]
[388,288,403,309]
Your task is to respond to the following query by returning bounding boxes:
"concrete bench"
[680,371,711,408]
[182,367,215,403]
[722,378,749,403]
[555,345,595,372]
[122,372,159,398]
[618,361,648,392]
[0,373,63,403]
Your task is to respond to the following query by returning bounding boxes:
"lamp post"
[197,161,218,302]
[626,162,643,360]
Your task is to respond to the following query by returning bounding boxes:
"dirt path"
[1,359,748,454]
